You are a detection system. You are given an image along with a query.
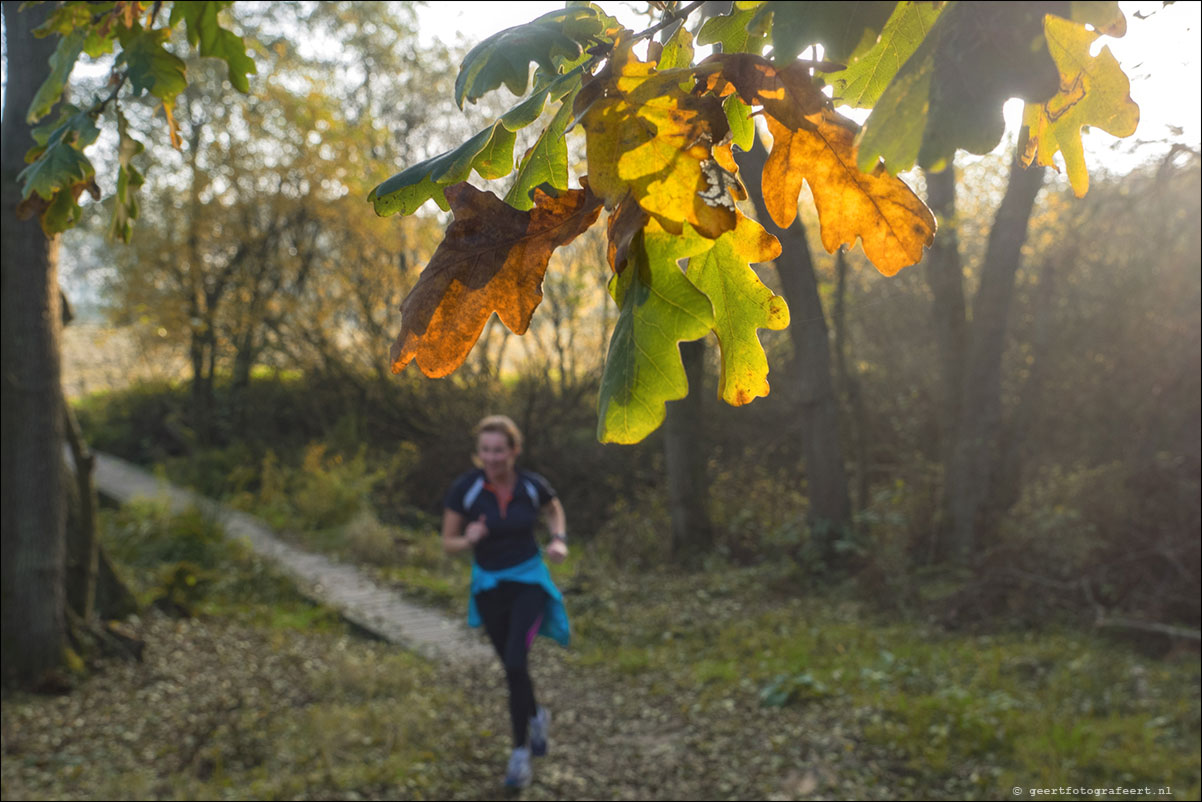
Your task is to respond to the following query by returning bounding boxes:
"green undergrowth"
[554,562,1201,799]
[329,509,1201,798]
[100,498,345,632]
[1,613,495,801]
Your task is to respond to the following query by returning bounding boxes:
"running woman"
[441,415,571,790]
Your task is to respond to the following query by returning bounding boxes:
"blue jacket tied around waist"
[468,552,571,647]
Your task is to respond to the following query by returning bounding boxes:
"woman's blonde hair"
[473,414,523,451]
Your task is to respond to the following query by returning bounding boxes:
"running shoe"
[529,706,550,757]
[505,745,533,789]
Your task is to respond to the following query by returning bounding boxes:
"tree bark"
[664,339,714,563]
[63,403,99,622]
[946,157,1045,560]
[1,0,70,686]
[736,135,852,563]
[923,165,968,560]
[833,249,869,514]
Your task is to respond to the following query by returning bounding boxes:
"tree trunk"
[833,249,869,514]
[1,0,70,687]
[992,260,1058,517]
[923,165,968,560]
[737,135,852,565]
[63,403,99,622]
[664,339,715,563]
[946,157,1045,560]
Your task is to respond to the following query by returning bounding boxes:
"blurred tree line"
[9,1,1197,688]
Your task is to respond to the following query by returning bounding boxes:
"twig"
[631,1,707,45]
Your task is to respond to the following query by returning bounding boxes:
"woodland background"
[2,1,1199,799]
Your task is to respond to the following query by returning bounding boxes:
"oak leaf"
[856,2,1063,174]
[703,54,935,274]
[597,221,716,444]
[454,6,602,108]
[685,213,788,405]
[390,183,602,378]
[765,112,935,276]
[1020,13,1139,197]
[578,42,736,239]
[825,1,942,109]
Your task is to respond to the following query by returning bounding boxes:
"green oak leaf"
[370,123,512,215]
[16,114,100,237]
[170,1,256,93]
[18,125,95,202]
[767,1,894,65]
[698,6,769,55]
[27,29,86,123]
[506,92,577,210]
[724,95,755,152]
[117,26,187,104]
[685,213,788,406]
[657,24,694,70]
[29,104,101,155]
[110,110,146,243]
[825,1,942,109]
[372,70,582,216]
[858,1,1065,174]
[455,6,602,108]
[597,224,715,444]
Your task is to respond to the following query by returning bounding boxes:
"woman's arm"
[544,497,568,564]
[545,497,567,539]
[442,509,488,554]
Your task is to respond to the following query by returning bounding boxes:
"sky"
[415,0,1202,167]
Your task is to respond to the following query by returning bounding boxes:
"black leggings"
[476,581,547,748]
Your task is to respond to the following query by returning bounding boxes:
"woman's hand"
[546,538,568,564]
[464,514,489,545]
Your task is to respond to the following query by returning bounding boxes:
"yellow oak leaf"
[1020,13,1139,197]
[578,41,737,239]
[685,212,788,405]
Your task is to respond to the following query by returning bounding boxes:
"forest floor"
[1,606,882,801]
[3,495,1198,800]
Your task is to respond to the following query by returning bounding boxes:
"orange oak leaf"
[698,54,826,131]
[606,194,650,274]
[390,182,603,377]
[764,111,935,276]
[701,54,934,275]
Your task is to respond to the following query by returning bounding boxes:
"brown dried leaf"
[390,182,603,377]
[606,194,650,275]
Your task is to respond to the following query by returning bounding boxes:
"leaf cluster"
[369,0,1140,443]
[15,0,256,239]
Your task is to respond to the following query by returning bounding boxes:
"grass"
[352,519,1201,798]
[553,562,1201,799]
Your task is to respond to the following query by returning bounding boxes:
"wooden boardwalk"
[92,452,493,663]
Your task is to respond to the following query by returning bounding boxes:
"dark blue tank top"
[443,469,556,570]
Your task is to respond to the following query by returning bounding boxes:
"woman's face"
[476,431,518,478]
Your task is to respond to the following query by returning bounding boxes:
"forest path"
[91,451,494,664]
[89,452,846,799]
